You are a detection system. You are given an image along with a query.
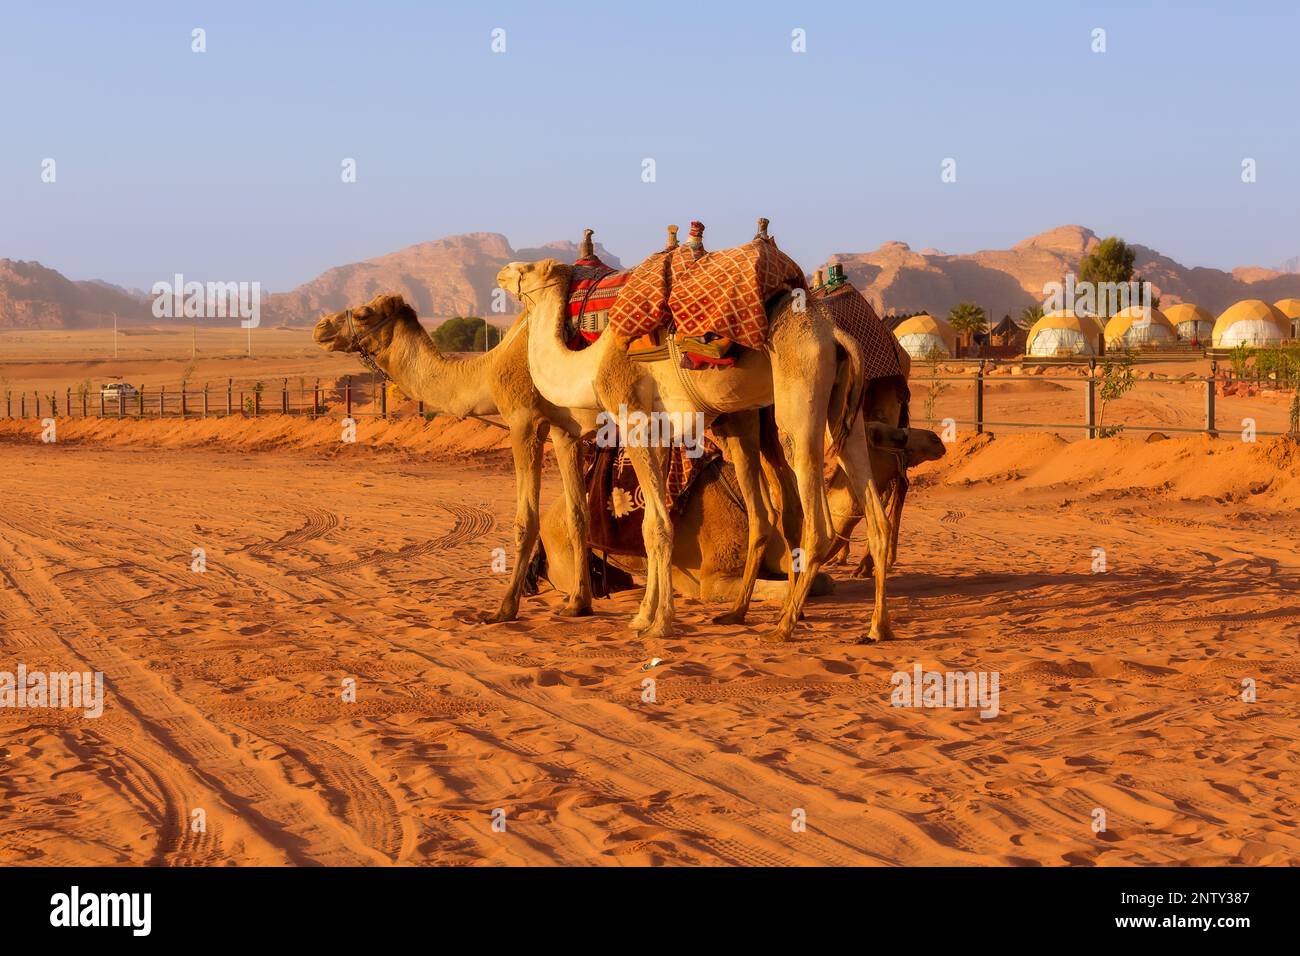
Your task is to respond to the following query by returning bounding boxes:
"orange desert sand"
[0,413,1297,867]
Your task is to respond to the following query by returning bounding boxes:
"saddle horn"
[578,228,595,259]
[755,217,770,241]
[665,224,679,249]
[687,221,705,251]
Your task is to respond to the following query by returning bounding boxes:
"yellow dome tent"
[1273,298,1300,338]
[1212,300,1290,348]
[1026,310,1103,357]
[1103,305,1177,348]
[892,314,957,359]
[1163,303,1215,343]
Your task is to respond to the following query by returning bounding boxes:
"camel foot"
[712,609,747,626]
[480,607,517,625]
[556,603,593,618]
[634,620,673,640]
[760,628,791,644]
[861,622,894,643]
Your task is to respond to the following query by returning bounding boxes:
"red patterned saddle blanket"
[566,256,631,347]
[607,238,806,350]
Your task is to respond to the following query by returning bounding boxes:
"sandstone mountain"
[820,225,1300,320]
[5,226,1299,331]
[0,259,150,330]
[260,233,623,327]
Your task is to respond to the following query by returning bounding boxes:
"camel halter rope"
[342,308,396,382]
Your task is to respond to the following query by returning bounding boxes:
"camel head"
[313,293,418,354]
[495,258,569,305]
[903,428,947,467]
[866,424,948,468]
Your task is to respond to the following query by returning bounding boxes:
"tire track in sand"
[299,502,494,578]
[0,519,390,866]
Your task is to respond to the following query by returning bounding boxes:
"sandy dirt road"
[0,430,1297,866]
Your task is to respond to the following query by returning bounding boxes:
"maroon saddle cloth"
[813,277,911,420]
[584,440,721,558]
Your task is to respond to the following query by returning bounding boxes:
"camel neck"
[525,281,605,409]
[373,319,496,417]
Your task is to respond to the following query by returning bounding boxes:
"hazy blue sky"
[2,1,1297,291]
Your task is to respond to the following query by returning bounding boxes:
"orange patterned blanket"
[606,230,806,349]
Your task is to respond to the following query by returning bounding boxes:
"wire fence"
[0,377,425,421]
[4,362,1298,440]
[912,359,1300,439]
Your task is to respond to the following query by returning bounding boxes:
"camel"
[312,294,597,624]
[534,424,947,639]
[498,245,862,643]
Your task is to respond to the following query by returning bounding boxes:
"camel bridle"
[340,307,398,381]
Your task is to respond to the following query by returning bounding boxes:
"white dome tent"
[1026,311,1103,357]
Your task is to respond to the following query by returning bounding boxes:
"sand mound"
[0,414,512,461]
[914,432,1300,506]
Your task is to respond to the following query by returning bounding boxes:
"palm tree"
[948,302,988,348]
[1020,303,1045,326]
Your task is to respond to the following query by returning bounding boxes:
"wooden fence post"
[973,360,985,435]
[66,388,71,417]
[282,378,289,415]
[203,384,209,418]
[254,389,261,417]
[313,379,320,419]
[35,392,41,419]
[160,385,166,417]
[100,389,105,418]
[1085,359,1097,439]
[380,380,388,418]
[227,378,233,417]
[119,389,125,418]
[1205,374,1218,437]
[345,382,352,419]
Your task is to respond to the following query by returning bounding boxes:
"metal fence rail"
[4,364,1298,440]
[913,359,1298,439]
[1,377,428,422]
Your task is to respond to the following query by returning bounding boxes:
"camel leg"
[623,441,672,637]
[484,418,545,623]
[709,411,773,625]
[835,424,895,642]
[595,346,674,639]
[764,330,836,643]
[549,429,593,616]
[758,407,804,592]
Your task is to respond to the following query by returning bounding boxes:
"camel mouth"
[312,316,347,351]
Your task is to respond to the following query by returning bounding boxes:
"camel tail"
[826,326,865,461]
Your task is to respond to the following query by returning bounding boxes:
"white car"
[99,383,138,401]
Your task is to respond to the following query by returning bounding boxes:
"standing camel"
[498,245,860,643]
[312,294,596,623]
